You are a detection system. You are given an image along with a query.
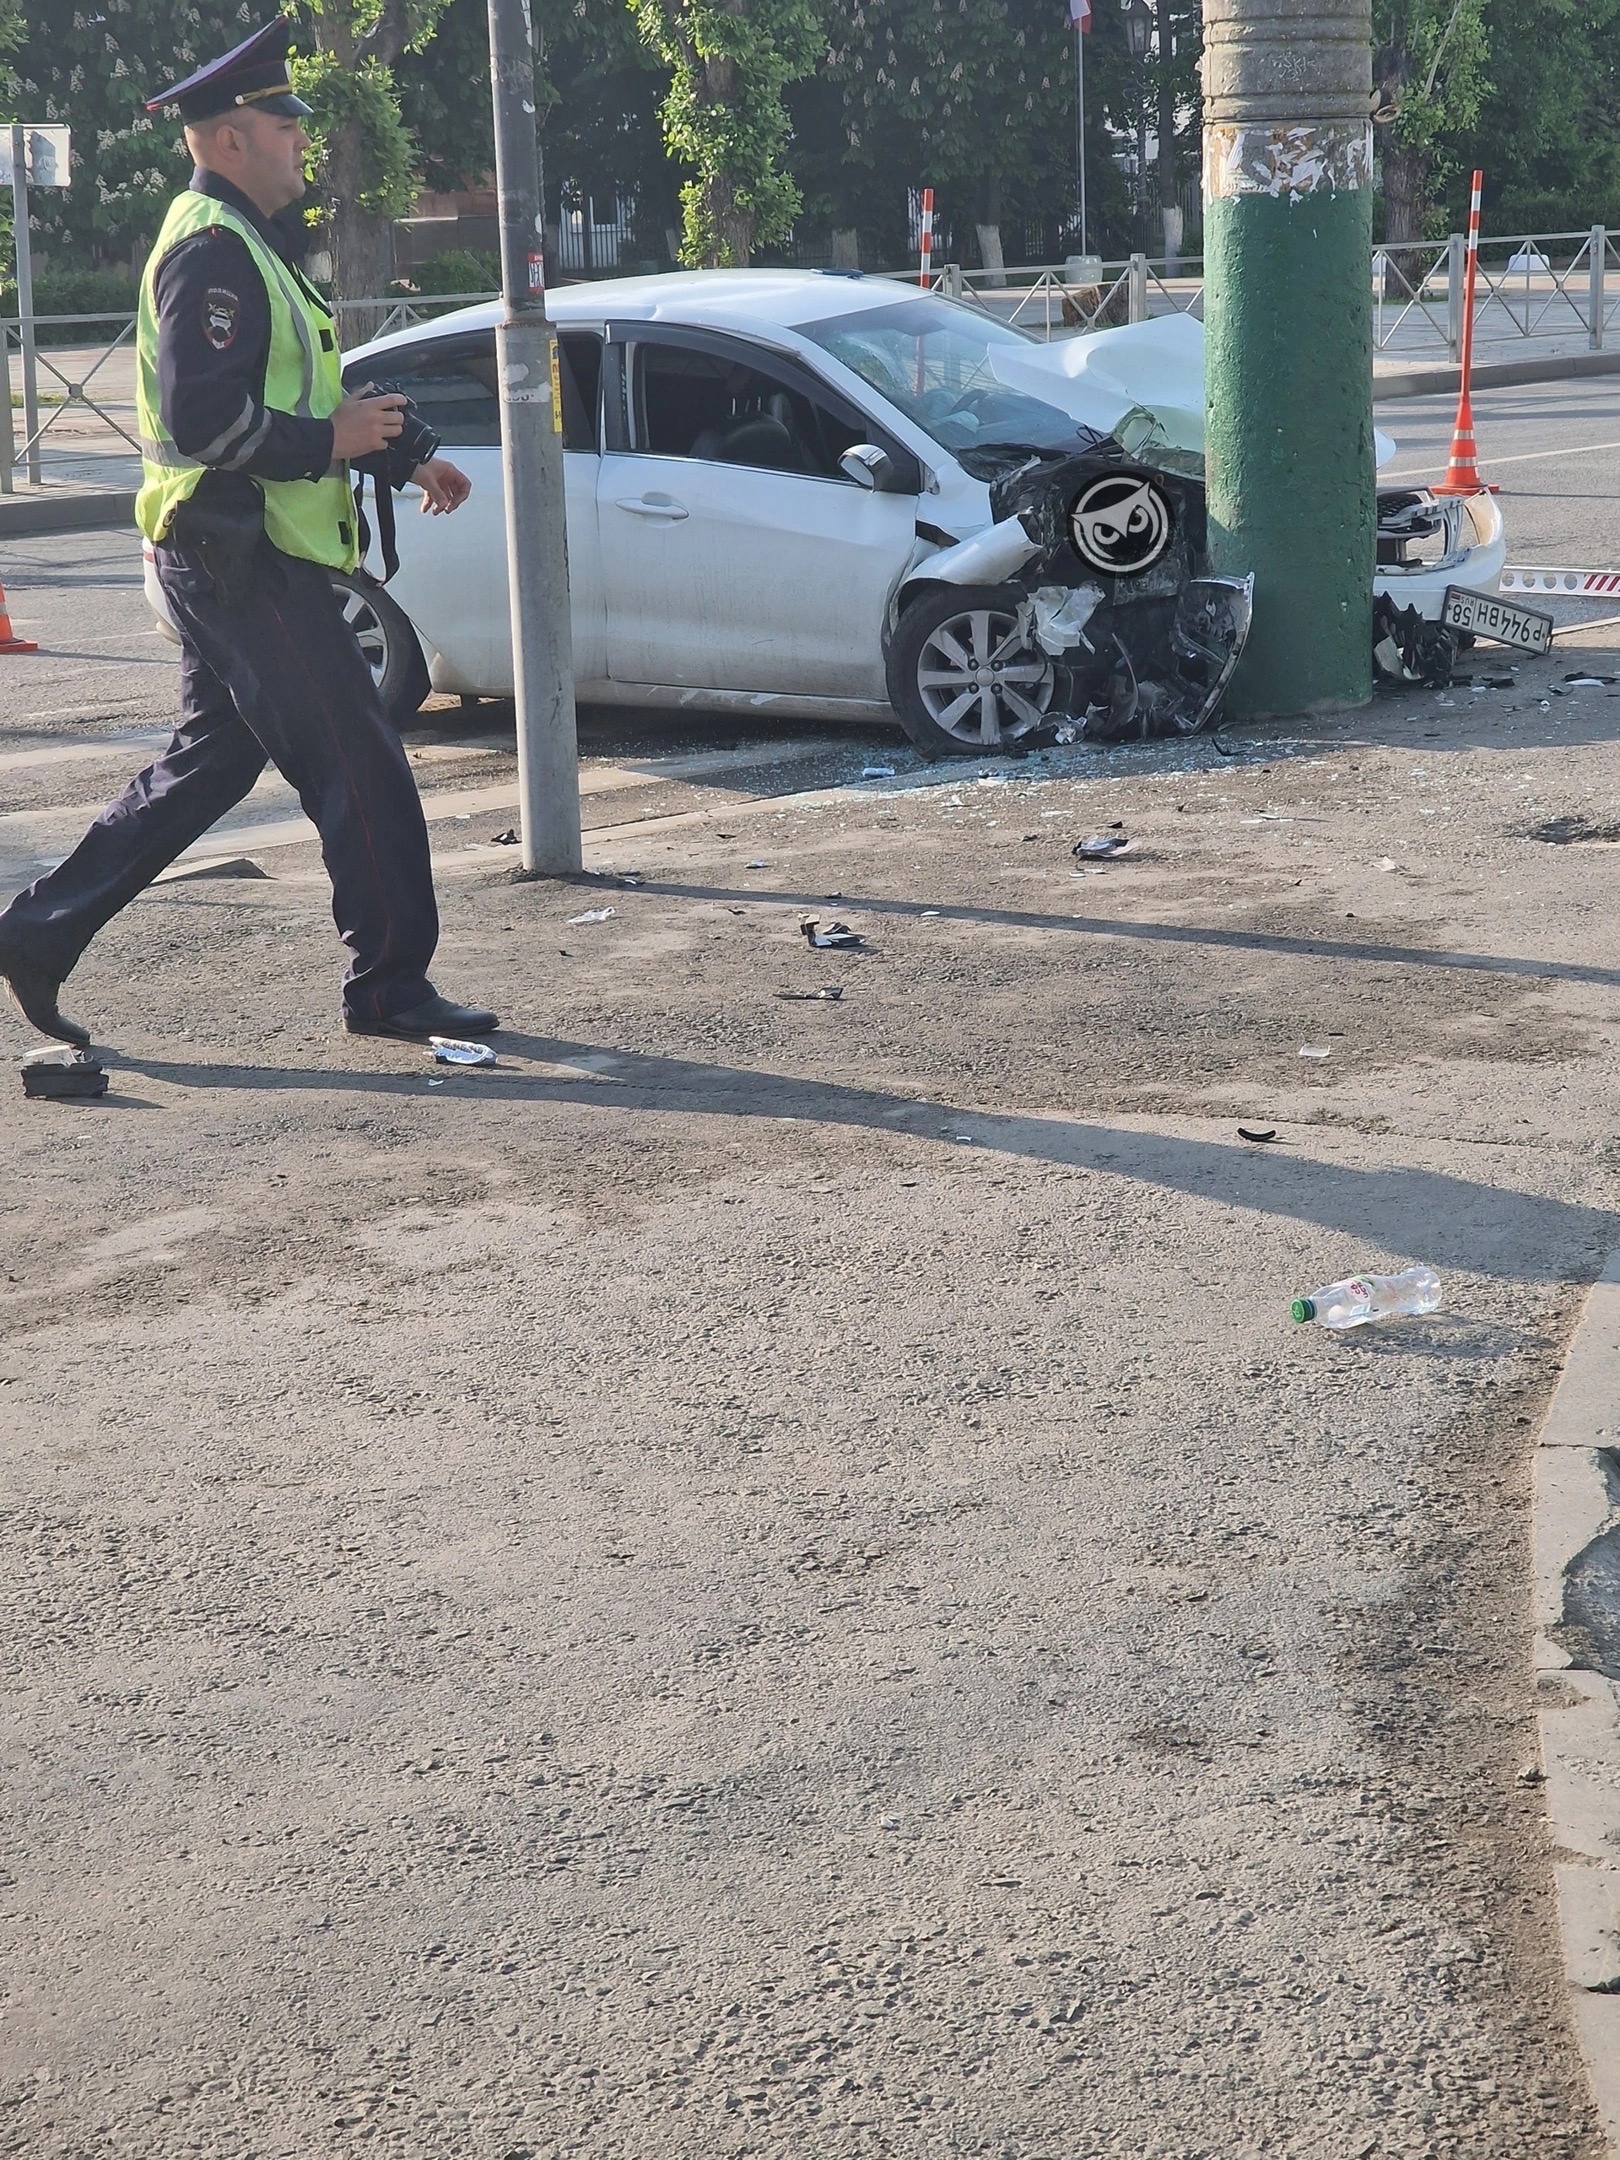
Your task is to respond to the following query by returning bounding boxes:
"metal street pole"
[1201,0,1374,716]
[486,0,581,875]
[10,127,41,487]
[1074,24,1086,258]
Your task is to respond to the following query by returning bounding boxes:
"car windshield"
[794,296,1089,460]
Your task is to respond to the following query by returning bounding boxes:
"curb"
[1376,349,1620,402]
[0,490,137,539]
[1533,1249,1620,2153]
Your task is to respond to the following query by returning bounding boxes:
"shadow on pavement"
[110,1028,1619,1286]
[624,878,1620,992]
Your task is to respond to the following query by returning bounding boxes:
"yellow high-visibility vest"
[136,190,356,570]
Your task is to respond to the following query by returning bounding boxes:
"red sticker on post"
[527,250,545,296]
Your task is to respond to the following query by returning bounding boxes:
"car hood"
[986,313,1396,470]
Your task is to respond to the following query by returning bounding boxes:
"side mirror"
[840,443,896,491]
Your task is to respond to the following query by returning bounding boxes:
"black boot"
[0,928,92,1047]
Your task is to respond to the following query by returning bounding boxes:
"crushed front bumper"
[1373,487,1505,617]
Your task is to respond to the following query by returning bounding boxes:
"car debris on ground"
[19,1046,108,1101]
[800,920,866,950]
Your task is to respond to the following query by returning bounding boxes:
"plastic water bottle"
[1290,1265,1442,1330]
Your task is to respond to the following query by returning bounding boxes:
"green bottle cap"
[1290,1298,1315,1324]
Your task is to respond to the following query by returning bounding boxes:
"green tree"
[1462,0,1620,230]
[1372,0,1491,241]
[397,0,675,263]
[289,0,452,309]
[822,0,1136,269]
[12,0,256,270]
[630,0,822,266]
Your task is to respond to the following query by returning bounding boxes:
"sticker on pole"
[1068,472,1174,576]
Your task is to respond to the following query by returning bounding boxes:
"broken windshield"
[795,297,1091,459]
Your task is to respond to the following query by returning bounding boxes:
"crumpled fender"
[902,516,1041,593]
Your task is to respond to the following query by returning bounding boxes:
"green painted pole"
[1202,0,1375,718]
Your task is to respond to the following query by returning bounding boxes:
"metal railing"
[333,289,497,342]
[881,255,1203,337]
[1,309,140,490]
[1371,228,1617,356]
[896,228,1613,356]
[0,293,498,493]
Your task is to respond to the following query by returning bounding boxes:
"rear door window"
[347,329,603,452]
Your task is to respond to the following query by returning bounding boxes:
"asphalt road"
[3,378,1620,2160]
[1377,375,1620,576]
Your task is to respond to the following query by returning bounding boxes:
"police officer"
[0,19,499,1046]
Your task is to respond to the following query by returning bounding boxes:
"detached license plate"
[1442,585,1553,654]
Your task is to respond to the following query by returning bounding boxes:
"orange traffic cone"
[1433,389,1493,497]
[0,575,37,654]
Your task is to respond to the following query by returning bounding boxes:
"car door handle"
[616,495,689,521]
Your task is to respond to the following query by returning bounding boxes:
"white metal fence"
[900,225,1617,355]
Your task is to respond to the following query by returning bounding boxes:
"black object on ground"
[776,986,845,1002]
[20,1047,109,1101]
[1529,817,1620,846]
[1372,594,1459,687]
[801,920,866,950]
[1237,1126,1278,1144]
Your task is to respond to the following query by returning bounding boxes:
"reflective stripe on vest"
[135,191,356,572]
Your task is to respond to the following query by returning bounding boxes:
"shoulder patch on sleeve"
[202,286,241,351]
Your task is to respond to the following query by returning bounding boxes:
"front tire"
[886,584,1055,759]
[330,570,429,723]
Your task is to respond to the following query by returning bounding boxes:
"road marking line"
[1382,436,1620,481]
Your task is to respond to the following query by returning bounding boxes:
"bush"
[395,247,499,297]
[1,266,139,344]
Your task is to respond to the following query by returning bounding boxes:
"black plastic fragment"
[20,1047,109,1101]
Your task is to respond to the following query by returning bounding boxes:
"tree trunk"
[307,0,411,332]
[977,171,1005,285]
[1380,133,1431,246]
[694,40,752,264]
[326,112,396,338]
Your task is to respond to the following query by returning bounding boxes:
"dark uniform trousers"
[4,540,439,1024]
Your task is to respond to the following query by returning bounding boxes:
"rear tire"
[886,584,1055,759]
[330,569,429,723]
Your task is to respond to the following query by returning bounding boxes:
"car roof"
[346,268,934,365]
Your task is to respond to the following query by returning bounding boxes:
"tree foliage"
[820,0,1139,265]
[16,0,1620,286]
[1465,0,1620,231]
[1372,0,1490,240]
[288,0,451,303]
[630,0,822,266]
[13,0,256,268]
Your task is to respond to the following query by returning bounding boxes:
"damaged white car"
[144,270,1510,753]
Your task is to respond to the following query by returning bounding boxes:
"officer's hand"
[330,388,408,459]
[413,457,472,515]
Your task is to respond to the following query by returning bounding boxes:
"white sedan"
[146,270,1508,752]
